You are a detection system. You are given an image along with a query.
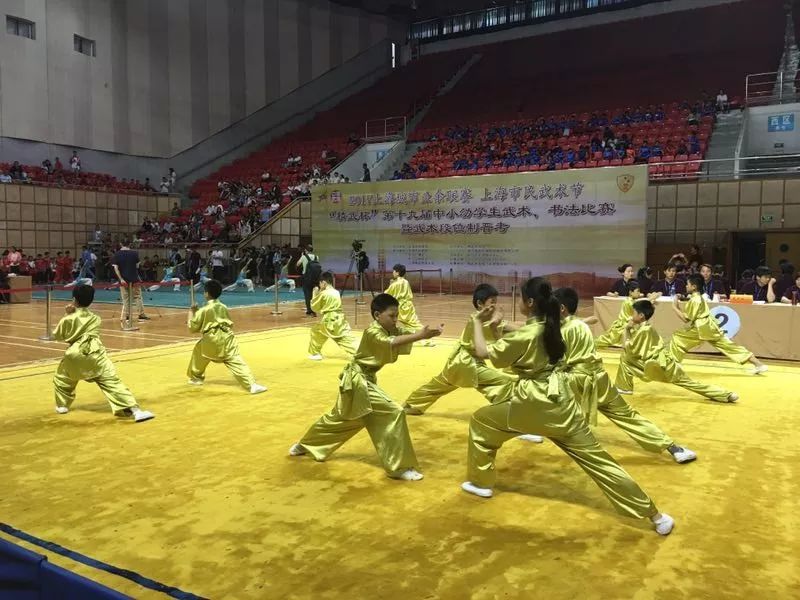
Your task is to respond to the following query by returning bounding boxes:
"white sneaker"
[250,383,268,394]
[288,443,307,456]
[670,447,697,464]
[517,434,544,443]
[148,285,159,292]
[390,469,424,481]
[727,392,739,403]
[187,378,204,386]
[461,481,493,498]
[55,406,69,414]
[752,364,768,375]
[651,513,675,536]
[617,388,633,395]
[133,409,155,423]
[308,354,323,361]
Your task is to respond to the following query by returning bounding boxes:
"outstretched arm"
[391,324,443,347]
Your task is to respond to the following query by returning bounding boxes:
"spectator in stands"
[0,171,11,184]
[716,90,729,112]
[676,140,689,156]
[651,141,663,158]
[361,163,371,182]
[143,177,154,192]
[42,159,53,174]
[168,168,177,189]
[636,140,651,162]
[171,202,181,217]
[159,177,170,194]
[70,150,81,173]
[688,134,701,155]
[54,156,64,172]
[9,161,24,180]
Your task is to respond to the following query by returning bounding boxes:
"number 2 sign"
[710,306,741,338]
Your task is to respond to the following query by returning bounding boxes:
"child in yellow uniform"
[187,279,267,394]
[595,280,642,348]
[385,263,432,346]
[616,298,739,403]
[462,277,674,536]
[52,284,154,422]
[289,293,442,481]
[554,287,696,463]
[670,274,767,373]
[308,271,357,360]
[403,284,518,414]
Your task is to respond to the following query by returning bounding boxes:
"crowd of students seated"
[409,97,719,179]
[0,151,174,195]
[606,244,799,304]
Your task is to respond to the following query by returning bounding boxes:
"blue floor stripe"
[0,523,208,600]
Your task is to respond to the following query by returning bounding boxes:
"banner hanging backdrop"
[311,166,647,294]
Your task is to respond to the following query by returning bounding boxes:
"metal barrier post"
[189,280,196,308]
[438,269,444,295]
[418,270,425,297]
[354,294,359,327]
[449,268,453,295]
[511,284,517,323]
[39,285,54,341]
[379,270,385,292]
[271,281,282,315]
[122,283,139,332]
[357,273,366,305]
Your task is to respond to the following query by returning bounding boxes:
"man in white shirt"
[160,177,170,194]
[70,151,81,173]
[716,90,729,112]
[211,248,225,282]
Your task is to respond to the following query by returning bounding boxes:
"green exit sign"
[761,214,774,223]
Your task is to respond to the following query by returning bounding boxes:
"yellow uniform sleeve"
[487,328,529,369]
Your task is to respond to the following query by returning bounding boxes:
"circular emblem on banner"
[710,306,741,338]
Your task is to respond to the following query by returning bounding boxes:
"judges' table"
[592,296,800,361]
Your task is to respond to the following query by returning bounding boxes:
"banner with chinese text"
[311,166,647,295]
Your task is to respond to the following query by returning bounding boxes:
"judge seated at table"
[740,266,776,303]
[649,263,686,300]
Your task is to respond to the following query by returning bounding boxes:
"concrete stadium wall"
[0,182,172,255]
[0,0,394,159]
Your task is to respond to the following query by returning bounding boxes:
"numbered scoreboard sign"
[710,306,741,338]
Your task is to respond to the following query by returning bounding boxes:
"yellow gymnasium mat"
[2,326,799,599]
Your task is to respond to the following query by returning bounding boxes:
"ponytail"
[521,277,566,364]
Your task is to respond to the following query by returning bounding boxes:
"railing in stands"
[409,0,677,42]
[648,153,800,181]
[364,116,408,142]
[236,198,308,249]
[745,71,798,106]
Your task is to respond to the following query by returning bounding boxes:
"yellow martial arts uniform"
[297,320,418,474]
[308,286,357,356]
[404,313,517,413]
[467,318,659,519]
[560,315,672,453]
[595,296,634,348]
[385,276,422,330]
[669,292,753,364]
[53,308,139,414]
[616,321,733,402]
[187,299,256,389]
